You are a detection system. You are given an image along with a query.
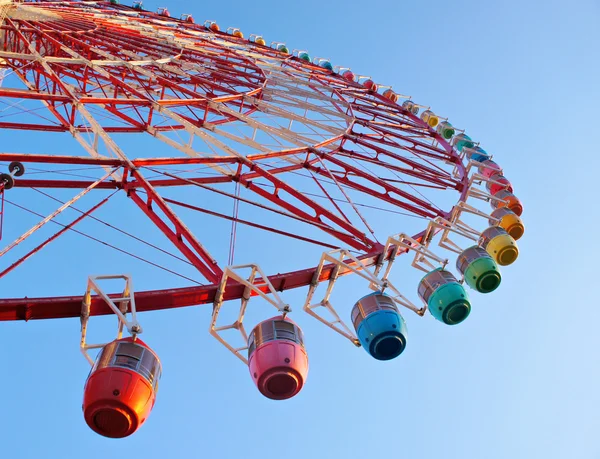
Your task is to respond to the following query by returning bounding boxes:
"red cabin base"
[82,337,160,438]
[248,340,308,400]
[83,367,154,438]
[247,316,309,400]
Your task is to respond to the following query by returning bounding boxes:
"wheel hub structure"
[0,0,468,321]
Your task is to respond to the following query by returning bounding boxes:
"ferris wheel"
[0,0,524,439]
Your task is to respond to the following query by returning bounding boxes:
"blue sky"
[0,0,599,458]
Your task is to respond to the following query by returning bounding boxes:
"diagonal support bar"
[0,193,111,279]
[127,169,223,284]
[81,274,142,366]
[303,248,423,347]
[0,168,115,258]
[211,264,291,364]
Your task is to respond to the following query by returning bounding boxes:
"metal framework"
[0,0,471,322]
[80,273,142,365]
[303,247,422,346]
[210,263,291,364]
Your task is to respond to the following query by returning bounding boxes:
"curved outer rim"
[0,1,469,321]
[0,230,427,321]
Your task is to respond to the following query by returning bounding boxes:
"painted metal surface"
[0,0,469,322]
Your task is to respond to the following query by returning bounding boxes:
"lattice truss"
[211,156,517,358]
[0,0,482,320]
[300,163,513,347]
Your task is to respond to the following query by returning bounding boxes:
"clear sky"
[0,0,599,458]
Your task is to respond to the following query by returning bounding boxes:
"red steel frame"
[0,0,469,321]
